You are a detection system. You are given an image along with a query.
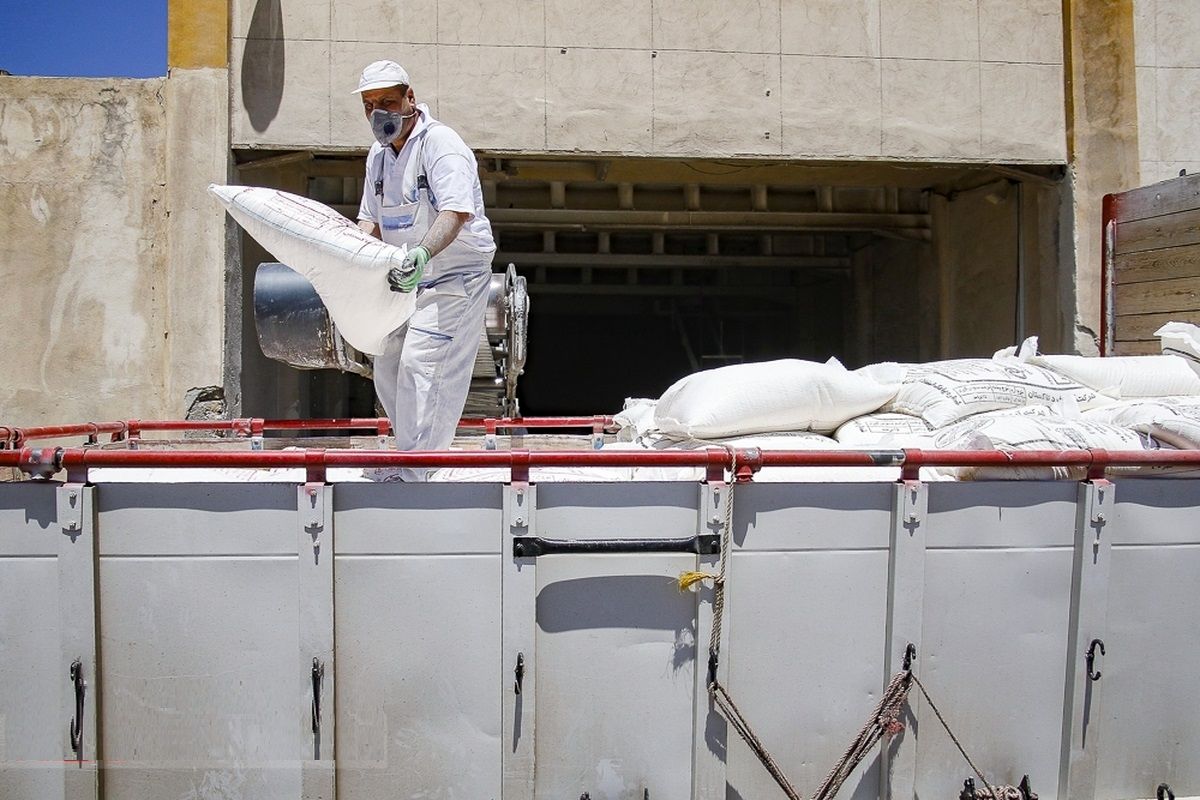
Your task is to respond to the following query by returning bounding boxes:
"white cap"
[353,60,411,94]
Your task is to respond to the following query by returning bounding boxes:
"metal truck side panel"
[96,483,303,799]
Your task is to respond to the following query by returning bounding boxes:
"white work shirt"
[357,104,496,255]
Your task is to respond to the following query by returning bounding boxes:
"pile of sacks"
[614,323,1200,481]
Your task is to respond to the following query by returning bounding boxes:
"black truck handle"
[513,535,719,558]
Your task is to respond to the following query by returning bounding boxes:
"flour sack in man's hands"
[210,184,416,356]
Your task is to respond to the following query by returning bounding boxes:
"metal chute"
[253,262,528,416]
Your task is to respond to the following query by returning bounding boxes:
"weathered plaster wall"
[165,0,235,418]
[0,77,171,426]
[1133,0,1200,184]
[229,0,1066,164]
[1064,0,1140,355]
[164,67,234,418]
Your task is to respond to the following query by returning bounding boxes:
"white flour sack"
[1084,397,1200,449]
[210,184,415,356]
[833,413,934,447]
[882,359,1103,428]
[613,398,658,442]
[932,415,1151,480]
[652,358,898,438]
[1033,354,1200,397]
[1156,322,1200,376]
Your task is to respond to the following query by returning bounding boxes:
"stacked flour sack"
[615,357,920,481]
[615,322,1200,480]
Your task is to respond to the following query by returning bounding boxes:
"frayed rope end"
[678,570,718,592]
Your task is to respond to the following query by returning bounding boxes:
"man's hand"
[388,245,430,293]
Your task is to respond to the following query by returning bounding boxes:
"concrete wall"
[1134,0,1200,184]
[230,0,1066,164]
[164,0,236,418]
[0,77,171,426]
[163,69,234,419]
[1061,1,1141,356]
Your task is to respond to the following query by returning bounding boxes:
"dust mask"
[370,107,416,146]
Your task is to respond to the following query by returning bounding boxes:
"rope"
[685,445,1015,800]
[704,448,807,799]
[708,446,735,661]
[811,669,911,800]
[711,680,804,800]
[909,672,999,798]
[677,570,714,591]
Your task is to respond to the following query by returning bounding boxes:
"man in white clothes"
[353,59,496,479]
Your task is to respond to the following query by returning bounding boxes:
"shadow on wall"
[241,0,284,132]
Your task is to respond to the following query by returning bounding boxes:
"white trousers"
[373,267,492,480]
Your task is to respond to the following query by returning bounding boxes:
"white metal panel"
[723,484,893,800]
[531,483,699,799]
[333,485,503,800]
[733,483,896,552]
[503,484,537,800]
[918,482,1078,799]
[98,483,299,555]
[56,484,99,800]
[1096,479,1200,800]
[881,480,928,800]
[0,483,67,800]
[535,552,697,800]
[333,483,503,554]
[535,482,698,540]
[298,484,335,800]
[692,482,729,800]
[1059,480,1114,800]
[97,484,303,800]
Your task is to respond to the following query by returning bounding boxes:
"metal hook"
[1157,784,1175,800]
[68,659,85,759]
[311,658,324,735]
[1086,638,1105,681]
[903,643,916,672]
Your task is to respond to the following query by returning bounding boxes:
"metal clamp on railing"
[512,534,720,558]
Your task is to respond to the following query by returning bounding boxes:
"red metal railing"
[5,444,1200,484]
[0,416,618,449]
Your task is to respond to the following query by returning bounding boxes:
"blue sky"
[1,0,166,78]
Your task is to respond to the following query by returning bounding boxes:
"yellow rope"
[677,570,719,592]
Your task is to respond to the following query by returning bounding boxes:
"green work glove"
[388,245,430,293]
